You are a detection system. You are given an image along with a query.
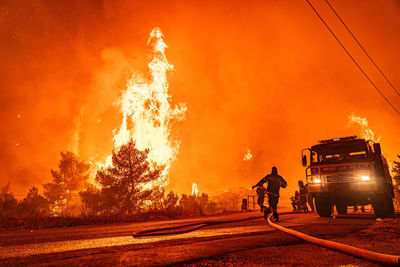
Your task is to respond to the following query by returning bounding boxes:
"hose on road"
[133,211,399,265]
[132,212,302,237]
[266,213,400,265]
[132,215,263,238]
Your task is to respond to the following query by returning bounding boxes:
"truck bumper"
[309,182,379,198]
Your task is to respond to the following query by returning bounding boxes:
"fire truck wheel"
[315,195,333,217]
[336,203,347,215]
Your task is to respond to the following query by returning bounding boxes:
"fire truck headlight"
[313,178,321,183]
[361,175,370,181]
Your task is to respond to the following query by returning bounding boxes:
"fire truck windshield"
[310,140,368,164]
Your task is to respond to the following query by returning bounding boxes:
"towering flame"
[347,112,380,142]
[192,183,199,196]
[110,27,186,185]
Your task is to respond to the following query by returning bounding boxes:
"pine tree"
[96,140,161,216]
[43,152,90,215]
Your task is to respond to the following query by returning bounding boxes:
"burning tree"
[44,152,90,216]
[108,27,186,188]
[95,139,161,216]
[81,28,186,220]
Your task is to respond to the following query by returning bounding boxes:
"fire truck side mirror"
[373,143,382,156]
[302,155,307,166]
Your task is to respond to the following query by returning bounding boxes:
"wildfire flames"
[192,183,199,196]
[104,27,186,186]
[243,148,253,161]
[4,1,400,201]
[347,112,380,142]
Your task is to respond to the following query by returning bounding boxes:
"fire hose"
[132,215,264,237]
[133,212,400,265]
[132,211,302,237]
[266,213,400,265]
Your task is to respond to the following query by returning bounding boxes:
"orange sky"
[1,0,400,200]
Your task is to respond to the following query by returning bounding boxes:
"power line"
[305,0,400,117]
[325,0,400,98]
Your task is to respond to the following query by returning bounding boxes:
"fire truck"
[301,136,394,218]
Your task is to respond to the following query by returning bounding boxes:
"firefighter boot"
[273,211,279,222]
[263,207,272,219]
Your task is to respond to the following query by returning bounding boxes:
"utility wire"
[325,0,400,98]
[305,0,400,117]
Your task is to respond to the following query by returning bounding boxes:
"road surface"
[0,211,390,266]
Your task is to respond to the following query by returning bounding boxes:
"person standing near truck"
[252,166,287,221]
[306,183,315,212]
[298,180,309,213]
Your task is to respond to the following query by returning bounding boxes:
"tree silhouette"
[392,155,400,204]
[96,140,161,216]
[0,182,18,219]
[19,186,49,217]
[197,193,210,215]
[164,191,179,216]
[179,194,200,215]
[43,151,90,215]
[149,186,165,214]
[79,185,103,217]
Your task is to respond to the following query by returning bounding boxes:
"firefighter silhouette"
[298,180,309,213]
[256,185,267,211]
[252,166,287,221]
[306,184,315,212]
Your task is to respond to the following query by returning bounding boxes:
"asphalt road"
[0,211,386,266]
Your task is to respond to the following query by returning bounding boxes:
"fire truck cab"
[302,136,394,218]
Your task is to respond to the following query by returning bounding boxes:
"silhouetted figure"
[241,198,248,211]
[294,191,300,210]
[252,166,287,221]
[306,184,315,212]
[256,185,267,211]
[290,196,297,211]
[298,180,308,213]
